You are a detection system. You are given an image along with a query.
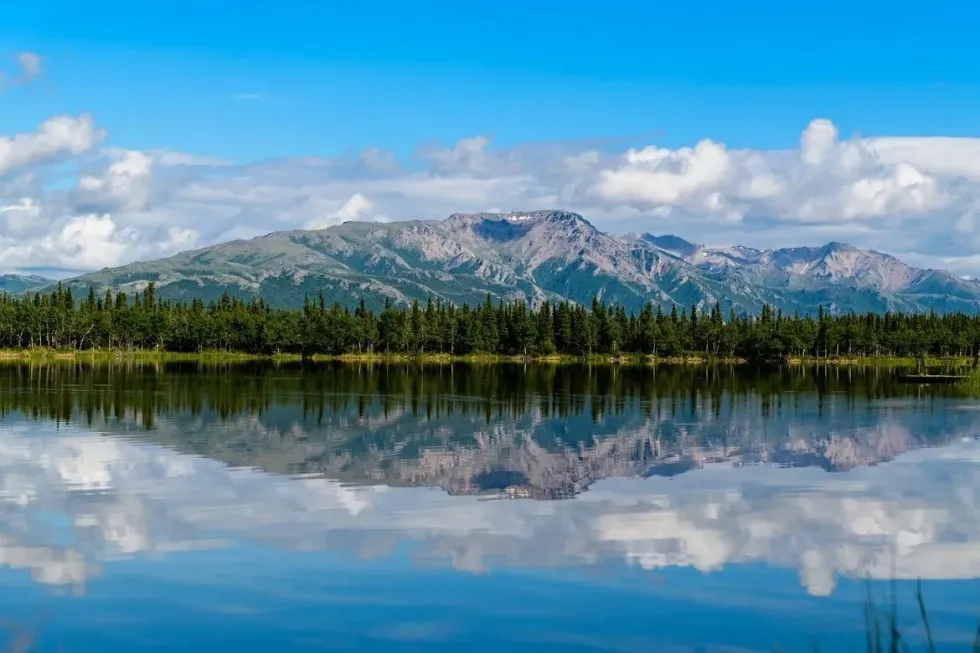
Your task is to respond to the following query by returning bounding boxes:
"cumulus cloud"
[594,118,950,226]
[307,192,374,229]
[596,139,735,210]
[6,112,980,275]
[76,150,153,212]
[0,214,138,271]
[0,114,103,176]
[0,197,43,236]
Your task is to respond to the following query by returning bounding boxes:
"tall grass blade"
[866,580,883,653]
[890,574,900,653]
[916,578,936,653]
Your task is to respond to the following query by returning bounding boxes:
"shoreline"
[0,349,973,367]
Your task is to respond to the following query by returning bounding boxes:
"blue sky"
[3,0,979,161]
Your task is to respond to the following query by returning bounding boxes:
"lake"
[1,362,979,652]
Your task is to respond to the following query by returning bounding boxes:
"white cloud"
[594,119,951,226]
[0,197,43,235]
[800,117,839,166]
[7,112,980,274]
[0,214,138,271]
[422,135,494,175]
[596,139,734,208]
[162,226,199,253]
[307,192,374,230]
[563,150,600,173]
[40,214,138,269]
[77,150,153,212]
[870,136,980,180]
[102,147,235,168]
[0,114,103,177]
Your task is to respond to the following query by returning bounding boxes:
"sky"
[1,0,980,276]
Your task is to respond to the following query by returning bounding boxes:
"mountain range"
[11,209,980,314]
[0,273,51,295]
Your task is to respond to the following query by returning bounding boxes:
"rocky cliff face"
[38,209,980,314]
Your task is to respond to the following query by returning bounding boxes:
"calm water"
[1,362,979,652]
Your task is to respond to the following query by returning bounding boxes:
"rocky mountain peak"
[446,209,591,227]
[820,241,859,255]
[641,234,702,258]
[442,209,599,245]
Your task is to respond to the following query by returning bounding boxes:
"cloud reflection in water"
[1,419,978,597]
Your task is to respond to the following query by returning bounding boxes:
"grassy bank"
[0,349,672,364]
[0,349,294,363]
[786,355,976,367]
[1,348,976,368]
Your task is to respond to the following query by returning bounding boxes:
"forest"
[1,282,980,359]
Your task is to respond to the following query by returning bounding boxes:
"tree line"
[2,283,980,358]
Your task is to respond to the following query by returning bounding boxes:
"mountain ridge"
[0,274,51,294]
[21,209,980,315]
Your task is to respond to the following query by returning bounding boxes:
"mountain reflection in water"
[0,362,973,499]
[0,362,978,604]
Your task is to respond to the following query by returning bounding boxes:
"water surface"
[1,363,979,651]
